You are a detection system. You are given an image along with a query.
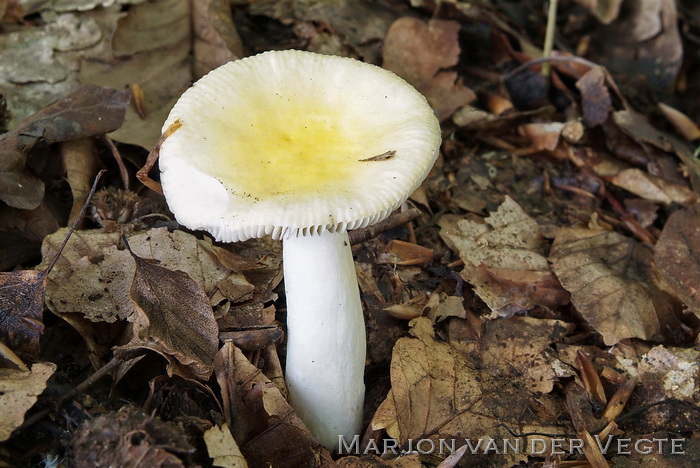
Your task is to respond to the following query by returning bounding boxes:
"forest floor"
[1,0,700,467]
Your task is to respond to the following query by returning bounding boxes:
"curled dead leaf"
[119,238,219,380]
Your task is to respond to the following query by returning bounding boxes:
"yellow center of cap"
[213,98,368,198]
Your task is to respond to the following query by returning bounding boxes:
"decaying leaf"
[204,424,248,468]
[439,196,569,317]
[382,17,475,121]
[576,67,612,128]
[0,270,46,358]
[635,346,700,431]
[654,205,700,317]
[610,168,697,205]
[213,342,328,466]
[70,406,195,468]
[371,317,573,466]
[549,228,665,345]
[118,238,219,380]
[0,85,129,209]
[0,362,56,442]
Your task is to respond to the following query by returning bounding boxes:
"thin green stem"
[542,0,559,76]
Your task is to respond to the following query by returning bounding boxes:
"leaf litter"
[1,0,700,467]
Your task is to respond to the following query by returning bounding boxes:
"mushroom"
[158,50,441,450]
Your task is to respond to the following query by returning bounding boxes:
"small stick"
[348,208,422,245]
[18,353,133,430]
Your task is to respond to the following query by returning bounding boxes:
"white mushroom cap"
[159,50,441,242]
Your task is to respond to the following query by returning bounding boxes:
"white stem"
[283,230,365,451]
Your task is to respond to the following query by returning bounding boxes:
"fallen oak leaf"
[117,235,219,380]
[0,85,129,210]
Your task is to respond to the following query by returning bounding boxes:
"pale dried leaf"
[610,168,696,205]
[439,196,569,316]
[204,424,248,468]
[658,102,700,142]
[0,362,56,441]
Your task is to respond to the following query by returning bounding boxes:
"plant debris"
[1,0,700,466]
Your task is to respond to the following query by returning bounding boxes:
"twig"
[101,136,130,190]
[348,208,422,245]
[19,353,135,430]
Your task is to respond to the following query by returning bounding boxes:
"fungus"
[158,50,441,450]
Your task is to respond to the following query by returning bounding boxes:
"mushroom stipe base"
[283,230,365,450]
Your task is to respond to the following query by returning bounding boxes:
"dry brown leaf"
[0,8,111,128]
[204,424,248,468]
[62,139,100,223]
[372,317,573,466]
[549,228,665,345]
[193,0,243,79]
[0,85,129,209]
[42,228,254,327]
[214,343,329,466]
[518,122,565,151]
[382,17,475,121]
[0,362,56,442]
[383,294,428,321]
[439,196,569,317]
[576,67,612,128]
[0,270,46,358]
[376,240,434,266]
[425,293,467,323]
[612,109,700,193]
[658,102,700,142]
[119,239,219,380]
[654,205,700,317]
[610,168,697,205]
